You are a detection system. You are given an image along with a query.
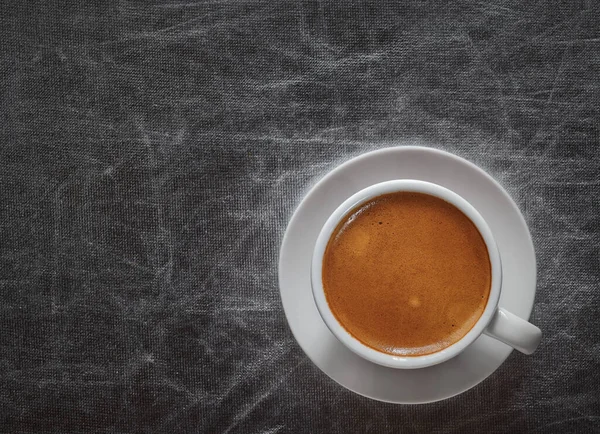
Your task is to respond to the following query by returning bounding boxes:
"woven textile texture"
[1,1,599,432]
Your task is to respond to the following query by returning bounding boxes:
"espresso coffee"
[322,192,491,356]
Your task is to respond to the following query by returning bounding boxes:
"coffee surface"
[322,192,491,356]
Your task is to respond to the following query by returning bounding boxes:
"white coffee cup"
[311,180,542,369]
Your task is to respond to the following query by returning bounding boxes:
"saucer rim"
[278,145,537,404]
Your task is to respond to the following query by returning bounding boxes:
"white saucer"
[278,146,537,404]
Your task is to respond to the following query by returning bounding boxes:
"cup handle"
[483,308,542,355]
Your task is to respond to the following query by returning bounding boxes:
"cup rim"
[311,179,502,369]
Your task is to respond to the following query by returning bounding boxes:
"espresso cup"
[311,180,542,369]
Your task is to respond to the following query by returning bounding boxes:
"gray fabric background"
[1,1,599,432]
